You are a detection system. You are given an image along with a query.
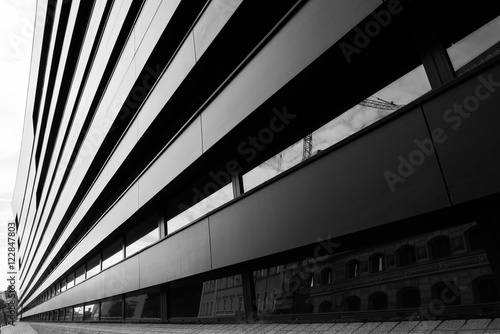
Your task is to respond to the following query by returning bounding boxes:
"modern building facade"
[12,0,500,324]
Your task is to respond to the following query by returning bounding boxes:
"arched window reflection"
[347,260,360,278]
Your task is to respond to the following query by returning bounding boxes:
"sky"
[0,0,36,293]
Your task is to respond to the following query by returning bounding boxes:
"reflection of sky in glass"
[103,250,123,270]
[126,228,159,257]
[86,265,99,278]
[67,274,75,289]
[73,305,84,320]
[313,65,430,153]
[447,15,500,70]
[75,266,85,285]
[194,0,244,58]
[168,183,233,233]
[243,140,303,192]
[244,65,431,192]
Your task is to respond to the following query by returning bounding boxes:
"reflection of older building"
[254,222,498,316]
[197,275,245,317]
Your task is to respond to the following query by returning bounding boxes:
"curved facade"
[12,0,500,323]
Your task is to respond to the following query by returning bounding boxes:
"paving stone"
[2,322,38,334]
[295,324,314,330]
[315,323,335,331]
[273,324,290,331]
[342,323,366,334]
[354,322,381,333]
[412,321,442,331]
[330,323,350,331]
[456,330,485,334]
[392,322,420,332]
[306,324,325,330]
[375,322,399,332]
[462,321,493,331]
[437,320,467,331]
[488,320,500,330]
[19,320,500,334]
[408,330,433,334]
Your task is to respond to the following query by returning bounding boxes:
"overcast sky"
[0,0,35,293]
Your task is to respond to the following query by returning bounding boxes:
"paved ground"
[0,322,37,334]
[5,318,500,334]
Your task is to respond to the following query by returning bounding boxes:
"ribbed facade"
[13,0,500,323]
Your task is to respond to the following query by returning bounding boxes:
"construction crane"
[301,97,403,161]
[358,97,404,111]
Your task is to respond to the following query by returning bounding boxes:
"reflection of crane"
[301,97,404,161]
[358,97,403,111]
[302,134,312,161]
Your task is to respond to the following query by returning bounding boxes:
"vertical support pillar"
[232,173,244,198]
[411,19,455,89]
[121,294,126,322]
[241,263,257,322]
[477,196,500,298]
[122,235,126,259]
[159,209,166,238]
[161,284,169,322]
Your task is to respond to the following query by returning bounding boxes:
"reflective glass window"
[73,305,84,321]
[243,64,431,192]
[75,265,85,285]
[249,221,498,317]
[125,286,161,321]
[447,14,500,75]
[429,236,452,260]
[168,183,233,234]
[86,254,100,279]
[84,302,100,321]
[126,214,159,257]
[64,307,73,321]
[60,278,67,292]
[103,239,123,270]
[67,272,75,289]
[466,225,483,251]
[101,296,123,321]
[170,274,244,318]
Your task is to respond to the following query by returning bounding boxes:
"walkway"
[9,318,500,334]
[0,322,37,334]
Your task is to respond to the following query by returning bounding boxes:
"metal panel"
[137,31,196,137]
[138,218,211,288]
[138,115,202,206]
[209,108,451,269]
[103,255,140,298]
[23,184,139,308]
[201,0,381,151]
[193,0,243,60]
[134,0,182,65]
[20,0,136,302]
[422,63,500,204]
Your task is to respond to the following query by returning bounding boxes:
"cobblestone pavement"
[20,318,500,334]
[0,322,37,334]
